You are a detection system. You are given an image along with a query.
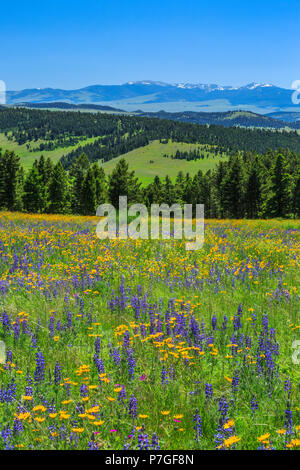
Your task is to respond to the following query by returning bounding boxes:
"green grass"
[0,134,226,182]
[0,213,299,450]
[0,133,99,171]
[100,140,226,184]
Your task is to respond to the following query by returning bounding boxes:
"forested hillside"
[1,108,300,170]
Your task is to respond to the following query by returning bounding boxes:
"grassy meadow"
[0,133,225,181]
[0,212,299,450]
[100,140,225,185]
[0,133,99,171]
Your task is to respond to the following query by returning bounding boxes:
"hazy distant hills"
[266,111,300,122]
[135,110,300,129]
[6,81,300,114]
[13,103,300,129]
[15,101,125,112]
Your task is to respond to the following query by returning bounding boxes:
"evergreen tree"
[213,161,226,218]
[163,175,176,205]
[92,163,106,206]
[292,172,300,218]
[245,158,261,218]
[183,173,193,204]
[81,167,97,215]
[108,159,141,207]
[266,153,292,217]
[0,150,23,211]
[23,166,45,213]
[69,153,90,213]
[175,171,186,205]
[221,156,244,218]
[48,162,70,214]
[144,175,163,206]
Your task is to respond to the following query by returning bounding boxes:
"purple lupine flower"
[193,410,202,441]
[218,397,228,424]
[6,348,13,364]
[284,377,291,398]
[54,362,61,386]
[161,366,168,384]
[251,395,258,414]
[66,311,72,329]
[95,337,101,355]
[123,330,130,349]
[205,383,213,399]
[88,440,98,450]
[80,384,88,398]
[151,432,160,450]
[126,348,135,379]
[129,394,137,419]
[34,351,45,382]
[232,370,239,393]
[94,354,105,374]
[25,386,33,397]
[221,315,228,330]
[13,418,24,435]
[138,433,149,450]
[262,315,269,333]
[111,347,120,366]
[14,321,20,341]
[49,315,55,338]
[285,402,293,434]
[118,386,126,404]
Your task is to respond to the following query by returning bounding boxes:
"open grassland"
[100,140,226,185]
[0,134,225,182]
[0,213,299,450]
[0,133,99,171]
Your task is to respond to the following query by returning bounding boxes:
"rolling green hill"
[0,133,99,171]
[0,132,225,181]
[100,140,226,185]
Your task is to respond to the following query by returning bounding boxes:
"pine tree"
[163,175,176,205]
[183,173,193,204]
[23,166,45,213]
[175,171,185,205]
[292,172,300,218]
[34,155,53,211]
[92,163,106,206]
[144,175,163,206]
[81,167,97,215]
[245,158,261,218]
[48,162,70,214]
[0,152,6,209]
[266,153,292,217]
[108,159,141,207]
[213,161,226,218]
[221,156,244,218]
[0,150,24,211]
[69,153,90,213]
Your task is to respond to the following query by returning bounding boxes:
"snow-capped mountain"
[5,81,298,113]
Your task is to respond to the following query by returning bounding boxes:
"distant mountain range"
[5,81,300,114]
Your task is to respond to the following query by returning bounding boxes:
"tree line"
[2,108,300,170]
[0,148,299,219]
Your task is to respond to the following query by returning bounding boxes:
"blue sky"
[1,0,299,90]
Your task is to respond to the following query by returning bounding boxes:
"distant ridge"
[6,103,300,129]
[266,111,300,122]
[15,101,125,113]
[135,109,300,129]
[5,81,300,113]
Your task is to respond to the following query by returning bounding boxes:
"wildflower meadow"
[0,212,299,450]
